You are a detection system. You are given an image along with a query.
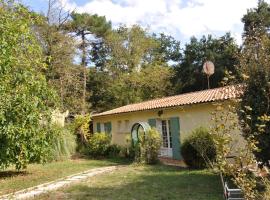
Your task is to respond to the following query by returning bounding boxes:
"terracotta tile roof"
[92,85,243,117]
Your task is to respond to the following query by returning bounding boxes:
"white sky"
[59,0,268,45]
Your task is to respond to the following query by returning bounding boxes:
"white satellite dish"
[203,61,215,89]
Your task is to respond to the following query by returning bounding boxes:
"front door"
[160,120,173,157]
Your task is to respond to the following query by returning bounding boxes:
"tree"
[150,33,182,65]
[88,68,115,112]
[172,33,239,93]
[242,0,270,38]
[105,25,157,73]
[88,25,174,112]
[34,0,84,114]
[89,64,173,112]
[238,1,270,166]
[0,1,57,170]
[66,12,111,114]
[139,64,173,100]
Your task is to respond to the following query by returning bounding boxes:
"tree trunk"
[60,77,64,108]
[81,31,87,114]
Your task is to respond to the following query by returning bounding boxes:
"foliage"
[151,33,182,64]
[33,0,83,114]
[105,25,157,73]
[88,26,240,112]
[238,2,270,167]
[65,12,111,114]
[181,127,216,169]
[50,124,77,161]
[210,102,260,200]
[172,33,239,93]
[210,2,270,199]
[89,64,173,112]
[88,132,111,157]
[262,180,270,200]
[242,0,270,38]
[72,114,91,149]
[88,26,174,112]
[107,144,121,158]
[0,1,58,170]
[133,128,162,164]
[139,64,174,100]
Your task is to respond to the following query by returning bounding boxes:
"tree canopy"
[172,33,239,93]
[238,0,270,166]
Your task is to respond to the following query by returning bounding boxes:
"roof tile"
[92,85,243,117]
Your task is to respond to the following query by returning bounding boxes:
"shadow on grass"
[42,165,223,200]
[0,170,29,179]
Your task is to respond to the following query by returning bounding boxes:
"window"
[104,122,112,134]
[162,120,168,147]
[161,120,172,148]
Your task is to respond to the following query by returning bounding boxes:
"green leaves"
[0,1,57,170]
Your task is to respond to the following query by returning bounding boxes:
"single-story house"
[92,85,244,160]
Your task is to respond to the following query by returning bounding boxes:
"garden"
[1,1,270,200]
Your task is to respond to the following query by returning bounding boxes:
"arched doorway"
[130,122,151,143]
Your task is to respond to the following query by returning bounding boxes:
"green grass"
[0,158,129,195]
[38,164,223,200]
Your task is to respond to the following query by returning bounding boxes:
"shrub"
[134,128,162,164]
[50,124,77,161]
[88,132,111,157]
[69,114,91,152]
[181,127,216,169]
[107,144,121,158]
[119,134,136,159]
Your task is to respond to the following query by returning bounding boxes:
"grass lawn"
[38,164,223,200]
[0,158,129,195]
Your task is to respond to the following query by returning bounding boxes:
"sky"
[21,0,268,45]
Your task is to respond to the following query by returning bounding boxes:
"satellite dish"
[203,61,215,89]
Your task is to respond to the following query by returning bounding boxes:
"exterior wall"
[92,102,245,150]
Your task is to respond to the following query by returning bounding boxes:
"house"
[92,85,244,160]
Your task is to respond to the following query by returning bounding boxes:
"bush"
[0,2,58,170]
[50,124,77,161]
[88,132,111,158]
[134,128,162,164]
[181,127,216,169]
[69,114,91,153]
[107,144,121,158]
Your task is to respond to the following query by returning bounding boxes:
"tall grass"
[51,125,77,161]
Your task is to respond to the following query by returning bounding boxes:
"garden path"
[0,166,119,200]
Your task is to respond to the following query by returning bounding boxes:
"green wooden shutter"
[170,117,181,160]
[148,118,156,128]
[97,122,101,133]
